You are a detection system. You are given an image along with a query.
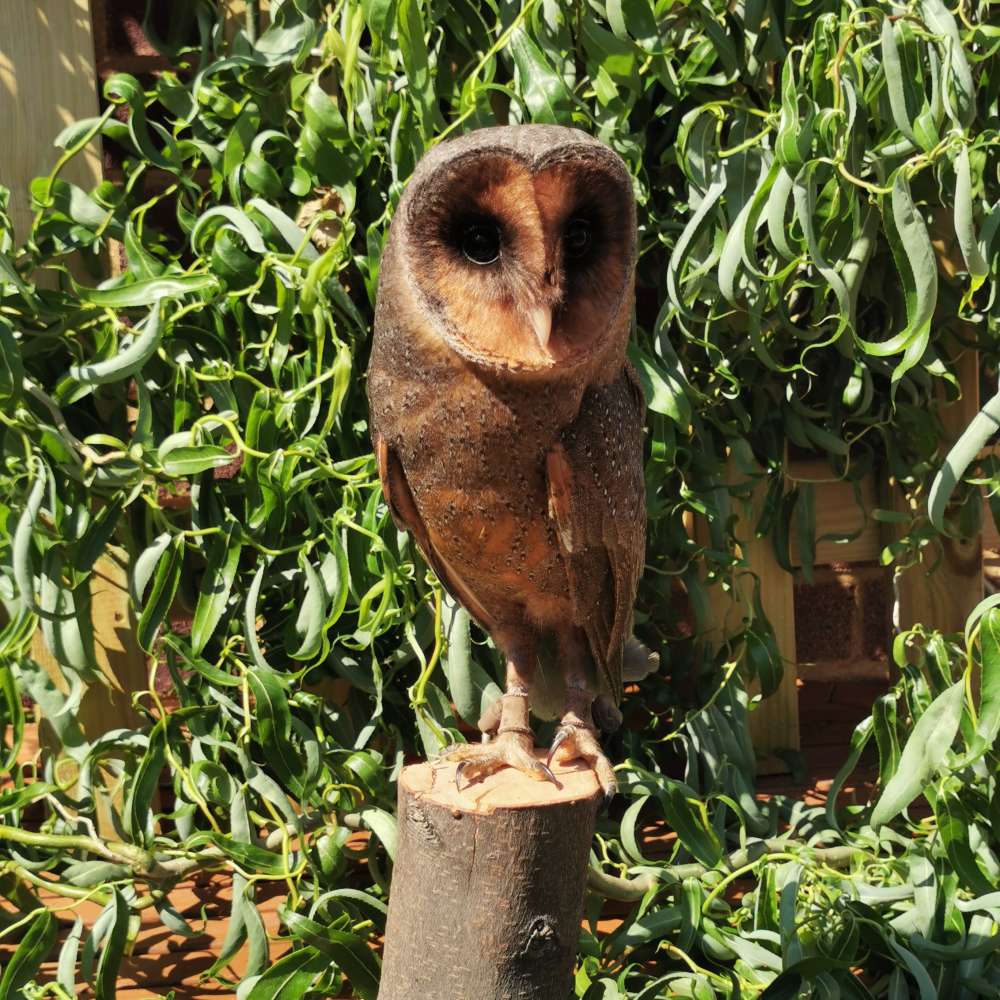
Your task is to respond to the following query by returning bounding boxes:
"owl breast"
[368,325,585,629]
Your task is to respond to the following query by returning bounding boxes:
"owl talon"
[545,727,572,769]
[537,760,559,786]
[440,730,558,790]
[546,722,617,801]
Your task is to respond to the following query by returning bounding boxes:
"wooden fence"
[1,1,988,777]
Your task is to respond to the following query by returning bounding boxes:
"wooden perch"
[378,753,601,1000]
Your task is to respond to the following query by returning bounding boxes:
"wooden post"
[379,756,600,1000]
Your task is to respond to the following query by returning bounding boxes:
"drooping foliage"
[1,0,1000,995]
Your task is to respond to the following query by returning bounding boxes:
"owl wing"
[374,435,495,630]
[546,363,646,703]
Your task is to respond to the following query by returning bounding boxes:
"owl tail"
[623,636,659,683]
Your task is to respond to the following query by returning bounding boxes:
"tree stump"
[378,753,601,1000]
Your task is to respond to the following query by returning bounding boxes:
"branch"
[0,825,152,870]
[1,811,361,885]
[588,839,864,901]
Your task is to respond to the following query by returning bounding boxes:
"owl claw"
[537,760,558,785]
[546,723,618,802]
[440,731,558,790]
[545,727,571,769]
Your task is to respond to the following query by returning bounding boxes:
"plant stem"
[588,840,865,902]
[0,825,151,869]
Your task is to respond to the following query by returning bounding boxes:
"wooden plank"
[692,458,800,773]
[2,1,151,836]
[886,349,983,634]
[788,461,881,566]
[797,658,891,684]
[984,501,999,551]
[741,494,800,772]
[31,551,148,835]
[0,0,101,243]
[222,0,271,41]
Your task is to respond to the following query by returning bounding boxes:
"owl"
[367,125,653,798]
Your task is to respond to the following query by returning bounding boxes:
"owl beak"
[527,305,552,353]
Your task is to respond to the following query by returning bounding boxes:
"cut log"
[378,753,601,1000]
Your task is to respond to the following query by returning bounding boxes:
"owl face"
[395,126,636,373]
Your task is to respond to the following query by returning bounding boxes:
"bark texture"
[378,754,601,1000]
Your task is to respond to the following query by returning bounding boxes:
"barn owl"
[367,125,652,798]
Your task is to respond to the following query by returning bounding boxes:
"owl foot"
[546,721,617,804]
[442,732,557,791]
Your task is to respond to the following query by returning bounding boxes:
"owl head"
[381,125,636,375]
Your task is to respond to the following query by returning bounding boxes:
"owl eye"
[564,217,592,259]
[461,222,502,265]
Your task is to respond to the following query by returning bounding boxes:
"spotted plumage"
[367,125,652,797]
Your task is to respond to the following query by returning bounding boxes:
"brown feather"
[375,434,495,631]
[368,124,645,715]
[545,364,646,701]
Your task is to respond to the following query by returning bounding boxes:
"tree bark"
[378,754,601,1000]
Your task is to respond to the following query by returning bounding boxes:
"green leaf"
[396,0,441,136]
[136,533,184,652]
[0,319,23,408]
[627,342,691,427]
[62,860,132,887]
[39,547,98,679]
[954,147,989,289]
[69,298,165,385]
[208,833,290,877]
[125,720,165,844]
[94,890,129,1000]
[968,606,1000,759]
[160,444,237,477]
[57,919,84,994]
[775,57,814,169]
[288,555,328,661]
[191,206,268,254]
[191,521,242,655]
[73,497,124,573]
[246,946,327,1000]
[359,806,397,860]
[882,18,918,145]
[921,0,975,126]
[931,784,996,894]
[72,273,217,308]
[12,456,47,609]
[509,27,573,124]
[870,679,965,827]
[928,386,1000,532]
[656,779,723,868]
[247,667,307,793]
[440,596,499,725]
[0,910,57,996]
[283,913,381,1000]
[859,170,937,388]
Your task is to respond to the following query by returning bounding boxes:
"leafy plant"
[0,0,999,996]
